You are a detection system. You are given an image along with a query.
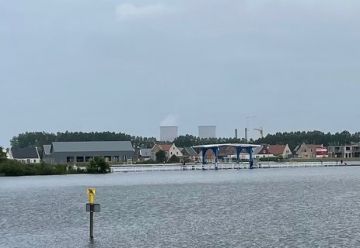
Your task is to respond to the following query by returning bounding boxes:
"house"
[9,147,41,164]
[328,143,360,158]
[196,146,252,163]
[42,144,52,161]
[268,145,292,158]
[44,141,135,164]
[295,143,325,159]
[254,145,275,159]
[181,147,199,162]
[151,144,183,161]
[139,148,152,161]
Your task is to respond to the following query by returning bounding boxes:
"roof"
[182,147,198,156]
[296,144,323,155]
[257,146,272,155]
[140,148,152,157]
[253,146,264,155]
[11,147,39,159]
[43,145,52,155]
[158,144,172,152]
[268,145,288,156]
[52,141,134,153]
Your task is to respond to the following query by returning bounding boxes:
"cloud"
[115,3,171,20]
[160,114,179,126]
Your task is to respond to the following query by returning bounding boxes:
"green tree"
[87,157,110,174]
[167,155,180,163]
[0,147,6,163]
[156,150,166,163]
[0,147,5,158]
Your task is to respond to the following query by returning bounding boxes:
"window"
[76,156,84,163]
[67,156,74,163]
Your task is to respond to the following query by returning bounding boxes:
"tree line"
[256,131,360,150]
[9,130,360,152]
[10,131,157,150]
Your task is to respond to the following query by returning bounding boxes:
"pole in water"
[90,210,94,239]
[86,188,100,241]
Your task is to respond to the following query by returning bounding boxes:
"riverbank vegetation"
[0,159,78,176]
[0,151,110,176]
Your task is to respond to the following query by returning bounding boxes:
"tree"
[0,147,5,158]
[87,157,110,174]
[167,155,180,163]
[156,150,166,163]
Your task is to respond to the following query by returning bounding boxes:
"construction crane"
[254,127,264,139]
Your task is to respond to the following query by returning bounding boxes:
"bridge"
[193,144,261,169]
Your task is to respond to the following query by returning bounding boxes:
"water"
[1,167,360,247]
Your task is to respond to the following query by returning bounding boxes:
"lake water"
[1,167,360,247]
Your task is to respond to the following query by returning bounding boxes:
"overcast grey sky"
[1,0,360,146]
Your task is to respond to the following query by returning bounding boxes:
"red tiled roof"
[158,144,172,152]
[268,145,287,156]
[258,146,271,155]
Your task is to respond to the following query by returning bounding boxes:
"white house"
[151,144,183,161]
[9,147,41,164]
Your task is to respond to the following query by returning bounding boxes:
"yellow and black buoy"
[86,188,100,240]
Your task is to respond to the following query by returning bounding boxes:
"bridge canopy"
[193,143,261,149]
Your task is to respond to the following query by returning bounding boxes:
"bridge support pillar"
[202,148,207,165]
[212,147,219,170]
[247,147,254,169]
[236,147,243,164]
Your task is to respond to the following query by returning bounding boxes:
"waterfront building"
[151,143,183,161]
[180,147,199,162]
[294,143,326,159]
[9,147,41,164]
[43,141,135,164]
[328,143,360,158]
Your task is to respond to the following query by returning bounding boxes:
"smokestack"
[245,128,248,142]
[235,129,238,139]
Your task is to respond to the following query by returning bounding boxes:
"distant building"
[160,126,178,142]
[295,143,325,159]
[328,144,360,158]
[44,141,134,164]
[198,126,216,139]
[9,147,41,164]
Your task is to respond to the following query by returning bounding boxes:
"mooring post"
[86,188,101,241]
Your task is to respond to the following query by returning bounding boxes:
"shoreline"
[111,161,360,173]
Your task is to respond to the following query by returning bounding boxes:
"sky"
[1,0,360,147]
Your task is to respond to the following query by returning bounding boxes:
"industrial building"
[198,126,216,139]
[43,141,135,164]
[160,126,178,142]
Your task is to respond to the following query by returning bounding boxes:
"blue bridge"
[193,144,261,169]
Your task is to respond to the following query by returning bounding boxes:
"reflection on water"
[1,167,360,247]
